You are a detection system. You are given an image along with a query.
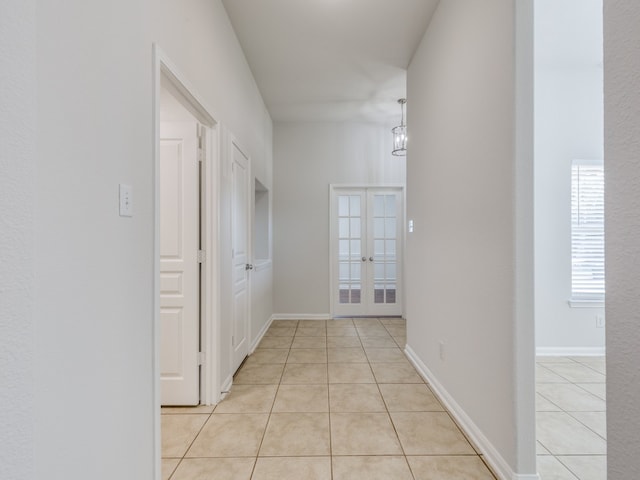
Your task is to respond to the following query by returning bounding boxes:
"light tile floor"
[162,318,497,480]
[536,356,607,480]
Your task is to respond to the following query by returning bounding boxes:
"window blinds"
[571,162,605,301]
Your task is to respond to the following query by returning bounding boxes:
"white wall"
[0,2,36,479]
[0,1,273,478]
[405,0,536,477]
[273,122,405,315]
[604,0,640,477]
[535,0,605,354]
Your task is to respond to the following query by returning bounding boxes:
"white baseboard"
[250,316,274,354]
[404,345,540,480]
[220,374,233,397]
[270,313,333,321]
[536,346,605,357]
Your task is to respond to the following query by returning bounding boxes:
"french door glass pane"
[338,194,362,304]
[385,195,396,216]
[371,194,397,305]
[339,240,349,258]
[350,195,361,216]
[339,196,349,216]
[386,240,396,257]
[350,218,361,238]
[375,239,385,256]
[339,263,349,280]
[339,218,349,238]
[385,218,396,238]
[374,218,385,238]
[350,240,361,256]
[336,190,399,311]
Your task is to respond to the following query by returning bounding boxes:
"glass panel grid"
[370,194,397,305]
[338,195,363,304]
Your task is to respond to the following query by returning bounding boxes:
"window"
[571,161,605,304]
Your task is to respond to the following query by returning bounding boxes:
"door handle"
[245,264,254,270]
[361,257,367,262]
[369,257,374,262]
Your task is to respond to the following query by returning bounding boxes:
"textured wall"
[604,0,640,477]
[0,1,273,478]
[406,0,535,475]
[0,2,36,479]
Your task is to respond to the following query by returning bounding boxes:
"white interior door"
[231,141,250,373]
[160,121,200,406]
[332,187,403,317]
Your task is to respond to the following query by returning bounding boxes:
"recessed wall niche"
[254,178,270,261]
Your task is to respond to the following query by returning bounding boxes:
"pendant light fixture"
[392,98,407,156]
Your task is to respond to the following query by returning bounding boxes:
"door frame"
[329,184,406,318]
[228,135,252,374]
[152,44,222,477]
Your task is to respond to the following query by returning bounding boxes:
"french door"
[331,187,403,316]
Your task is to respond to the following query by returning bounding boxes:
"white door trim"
[329,184,405,317]
[228,134,252,374]
[152,44,221,480]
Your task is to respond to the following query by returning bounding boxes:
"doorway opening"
[534,1,606,478]
[330,186,404,318]
[153,44,221,477]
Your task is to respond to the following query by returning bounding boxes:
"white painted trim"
[152,44,223,480]
[568,299,605,308]
[220,374,233,396]
[151,43,162,480]
[536,346,606,357]
[202,121,222,406]
[270,313,333,321]
[330,183,406,189]
[250,315,274,353]
[405,346,540,480]
[228,134,253,373]
[254,259,272,272]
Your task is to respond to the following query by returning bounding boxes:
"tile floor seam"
[564,412,607,442]
[536,390,567,412]
[169,409,215,477]
[555,455,590,480]
[536,355,607,480]
[250,342,286,478]
[372,368,416,480]
[324,325,336,480]
[163,318,508,480]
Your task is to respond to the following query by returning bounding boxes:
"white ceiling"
[222,0,439,123]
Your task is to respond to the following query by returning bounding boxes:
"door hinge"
[197,125,205,162]
[197,352,205,366]
[197,250,206,263]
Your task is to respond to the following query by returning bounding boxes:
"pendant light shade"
[392,98,407,156]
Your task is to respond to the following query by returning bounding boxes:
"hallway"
[161,318,496,479]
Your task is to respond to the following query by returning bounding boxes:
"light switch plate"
[119,184,133,217]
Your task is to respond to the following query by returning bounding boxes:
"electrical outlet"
[439,341,445,360]
[596,315,605,328]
